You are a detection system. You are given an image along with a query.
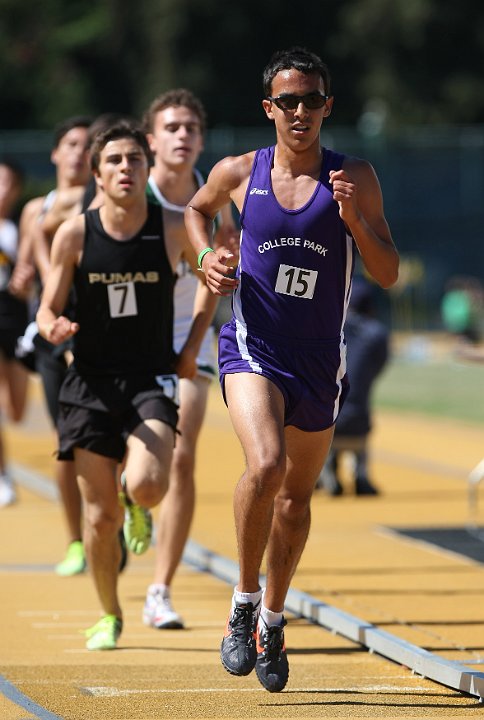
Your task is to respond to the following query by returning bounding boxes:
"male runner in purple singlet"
[185,46,399,692]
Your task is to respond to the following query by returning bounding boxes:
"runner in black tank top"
[36,120,214,651]
[73,203,175,376]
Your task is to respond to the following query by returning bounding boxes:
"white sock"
[233,586,262,607]
[260,604,283,627]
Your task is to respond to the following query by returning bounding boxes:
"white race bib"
[275,264,317,299]
[107,282,138,317]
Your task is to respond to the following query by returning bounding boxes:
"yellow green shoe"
[55,540,86,576]
[85,614,123,651]
[118,489,152,555]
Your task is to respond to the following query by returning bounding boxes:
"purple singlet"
[218,145,354,430]
[233,145,354,346]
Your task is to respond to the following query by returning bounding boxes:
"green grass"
[373,357,484,425]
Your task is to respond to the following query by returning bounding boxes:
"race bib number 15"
[275,264,317,299]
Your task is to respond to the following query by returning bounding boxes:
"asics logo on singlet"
[250,187,268,195]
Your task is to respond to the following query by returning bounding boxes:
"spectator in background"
[317,275,389,496]
[441,275,483,346]
[0,159,30,506]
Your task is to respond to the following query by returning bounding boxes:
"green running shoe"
[118,490,152,555]
[85,614,123,651]
[55,540,86,576]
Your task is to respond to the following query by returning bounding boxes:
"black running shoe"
[255,617,289,692]
[220,601,260,676]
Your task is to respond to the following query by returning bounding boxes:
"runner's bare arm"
[40,186,86,238]
[36,216,84,344]
[176,281,219,379]
[331,158,399,288]
[185,153,253,296]
[8,196,44,298]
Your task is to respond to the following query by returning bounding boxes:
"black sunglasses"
[267,92,329,111]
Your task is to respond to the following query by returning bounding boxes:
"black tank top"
[72,204,176,375]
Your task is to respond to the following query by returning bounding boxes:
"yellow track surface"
[1,376,484,718]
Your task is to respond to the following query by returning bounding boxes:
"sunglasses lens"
[274,94,326,110]
[305,94,326,109]
[279,96,298,110]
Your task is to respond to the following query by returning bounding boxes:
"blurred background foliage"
[1,0,484,332]
[1,0,484,130]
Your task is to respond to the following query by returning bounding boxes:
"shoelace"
[230,603,256,645]
[151,592,172,610]
[130,505,147,530]
[259,622,285,660]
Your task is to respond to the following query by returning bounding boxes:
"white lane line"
[18,610,101,617]
[17,674,420,686]
[80,684,436,697]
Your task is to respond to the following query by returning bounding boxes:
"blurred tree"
[332,0,484,128]
[0,1,107,127]
[1,0,484,129]
[136,0,345,126]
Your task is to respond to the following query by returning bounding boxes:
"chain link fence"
[2,124,483,332]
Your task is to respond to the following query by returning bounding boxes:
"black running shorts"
[57,366,179,462]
